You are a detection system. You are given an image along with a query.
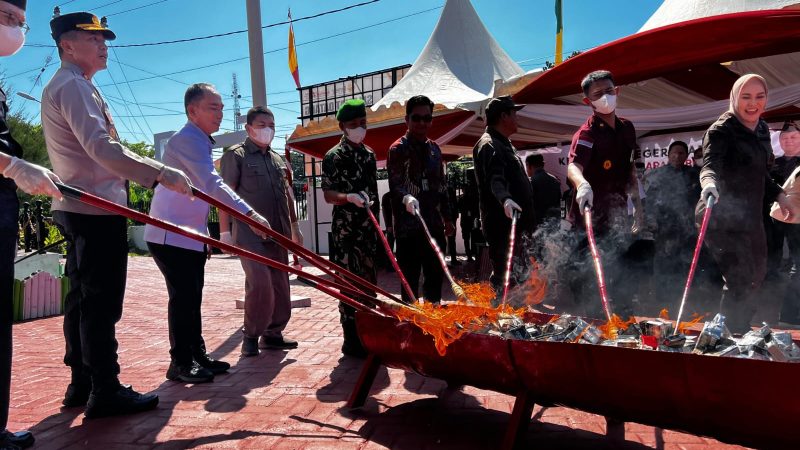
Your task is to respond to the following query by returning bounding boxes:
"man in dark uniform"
[387,95,455,304]
[473,96,536,295]
[566,70,640,318]
[645,141,700,308]
[321,99,379,357]
[458,170,480,262]
[0,2,49,445]
[525,153,562,226]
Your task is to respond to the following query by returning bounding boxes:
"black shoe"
[166,361,214,383]
[341,342,368,359]
[259,335,298,350]
[62,382,91,407]
[84,385,159,419]
[241,337,259,357]
[0,437,18,450]
[1,430,34,450]
[194,354,230,375]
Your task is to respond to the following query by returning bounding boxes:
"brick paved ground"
[7,255,759,449]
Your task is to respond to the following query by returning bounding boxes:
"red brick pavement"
[8,255,752,449]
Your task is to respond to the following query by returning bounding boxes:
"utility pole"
[246,0,268,107]
[231,73,242,131]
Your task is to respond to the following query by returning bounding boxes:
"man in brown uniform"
[42,11,192,418]
[220,106,301,357]
[566,70,640,318]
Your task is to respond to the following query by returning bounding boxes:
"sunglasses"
[409,114,433,123]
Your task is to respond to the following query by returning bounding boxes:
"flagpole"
[246,0,268,107]
[555,0,563,66]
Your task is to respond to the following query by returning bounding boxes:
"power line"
[111,46,155,137]
[95,5,443,88]
[87,0,125,11]
[102,72,151,142]
[109,0,381,48]
[106,0,170,17]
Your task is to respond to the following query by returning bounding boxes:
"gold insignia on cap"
[76,15,103,31]
[603,160,612,170]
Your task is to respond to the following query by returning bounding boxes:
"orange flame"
[392,282,525,356]
[524,258,548,306]
[598,314,637,340]
[677,312,706,334]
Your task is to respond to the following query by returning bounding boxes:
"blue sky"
[1,0,662,150]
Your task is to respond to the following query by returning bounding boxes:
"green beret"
[336,99,366,122]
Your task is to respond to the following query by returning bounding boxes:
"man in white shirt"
[145,83,269,383]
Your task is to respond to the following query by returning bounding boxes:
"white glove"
[219,231,233,245]
[576,181,593,212]
[346,191,370,208]
[403,194,419,214]
[291,222,304,245]
[247,211,271,239]
[157,166,193,197]
[3,156,63,200]
[503,198,521,219]
[701,183,719,204]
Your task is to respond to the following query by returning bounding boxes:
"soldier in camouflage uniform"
[321,99,379,358]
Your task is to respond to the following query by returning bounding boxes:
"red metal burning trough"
[349,310,800,449]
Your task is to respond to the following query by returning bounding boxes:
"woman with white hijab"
[696,74,793,334]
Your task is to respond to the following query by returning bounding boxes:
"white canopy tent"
[371,0,527,112]
[639,0,800,31]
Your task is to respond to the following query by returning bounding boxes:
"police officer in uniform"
[321,99,379,358]
[42,10,193,418]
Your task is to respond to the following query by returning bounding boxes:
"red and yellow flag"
[555,0,563,65]
[288,9,301,89]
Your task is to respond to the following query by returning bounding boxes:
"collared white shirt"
[145,121,251,251]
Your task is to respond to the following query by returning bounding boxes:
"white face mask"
[591,94,617,115]
[0,24,25,57]
[345,126,367,144]
[250,127,274,146]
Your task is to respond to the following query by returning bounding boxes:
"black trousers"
[396,231,446,303]
[704,228,767,332]
[1,226,16,432]
[147,242,208,365]
[1,188,18,432]
[54,212,128,388]
[462,227,474,259]
[447,235,457,261]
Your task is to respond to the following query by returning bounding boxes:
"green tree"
[123,140,155,205]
